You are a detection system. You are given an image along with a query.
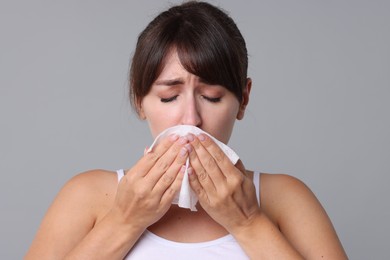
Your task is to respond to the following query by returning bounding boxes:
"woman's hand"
[110,135,191,231]
[187,134,260,234]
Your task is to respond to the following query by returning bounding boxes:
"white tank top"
[116,169,261,260]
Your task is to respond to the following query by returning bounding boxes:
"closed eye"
[160,95,178,103]
[203,96,221,103]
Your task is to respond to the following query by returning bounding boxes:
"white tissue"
[147,125,239,211]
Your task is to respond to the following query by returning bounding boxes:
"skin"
[25,50,348,259]
[138,50,247,142]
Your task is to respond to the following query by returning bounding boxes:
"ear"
[236,78,252,120]
[136,98,146,120]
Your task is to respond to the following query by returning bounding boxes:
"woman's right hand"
[109,134,190,231]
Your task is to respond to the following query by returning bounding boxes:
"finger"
[196,134,236,177]
[133,134,180,177]
[188,167,209,204]
[188,135,218,194]
[146,136,189,184]
[190,134,226,187]
[151,143,191,195]
[160,164,186,206]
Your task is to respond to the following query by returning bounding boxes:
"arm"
[187,134,347,259]
[260,174,348,259]
[25,170,134,260]
[25,135,190,260]
[25,170,145,260]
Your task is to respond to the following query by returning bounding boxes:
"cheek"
[144,104,182,138]
[202,103,239,143]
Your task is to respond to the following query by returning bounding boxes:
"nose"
[181,97,202,127]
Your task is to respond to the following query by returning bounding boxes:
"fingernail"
[169,134,179,141]
[179,136,188,144]
[180,147,187,157]
[187,167,193,175]
[184,143,192,153]
[198,134,206,142]
[186,134,194,142]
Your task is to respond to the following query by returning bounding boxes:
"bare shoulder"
[260,173,313,208]
[63,169,118,197]
[259,173,348,259]
[58,169,118,218]
[260,173,330,228]
[25,169,118,259]
[66,168,118,186]
[259,174,313,222]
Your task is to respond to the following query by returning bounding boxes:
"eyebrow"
[154,78,184,86]
[154,77,213,86]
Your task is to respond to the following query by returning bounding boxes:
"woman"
[26,1,347,259]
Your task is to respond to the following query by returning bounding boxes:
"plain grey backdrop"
[1,0,389,259]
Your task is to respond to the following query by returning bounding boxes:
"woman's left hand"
[187,133,260,234]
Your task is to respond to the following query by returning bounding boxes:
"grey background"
[1,0,389,259]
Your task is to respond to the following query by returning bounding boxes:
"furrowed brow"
[154,78,184,86]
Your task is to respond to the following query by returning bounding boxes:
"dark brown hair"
[130,1,248,111]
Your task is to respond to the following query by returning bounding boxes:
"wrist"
[64,210,147,259]
[103,209,146,238]
[229,212,303,259]
[228,211,265,240]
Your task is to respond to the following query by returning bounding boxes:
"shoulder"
[25,170,120,258]
[64,169,118,193]
[259,173,347,258]
[260,173,311,203]
[54,169,119,218]
[260,173,320,221]
[61,169,118,198]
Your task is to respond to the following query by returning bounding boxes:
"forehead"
[156,49,190,80]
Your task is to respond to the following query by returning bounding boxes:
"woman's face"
[139,50,250,144]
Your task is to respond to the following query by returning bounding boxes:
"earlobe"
[138,109,146,120]
[136,100,146,120]
[236,78,252,120]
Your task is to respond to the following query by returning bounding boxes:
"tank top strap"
[117,169,125,182]
[253,171,261,206]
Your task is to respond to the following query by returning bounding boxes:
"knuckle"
[176,157,186,165]
[214,150,225,163]
[144,199,158,210]
[161,174,174,184]
[166,187,176,196]
[229,174,244,187]
[134,187,148,200]
[174,146,183,156]
[157,159,169,172]
[147,151,160,162]
[188,149,197,161]
[191,139,201,149]
[171,143,181,154]
[206,157,216,169]
[194,187,203,195]
[219,186,230,198]
[191,185,203,195]
[188,170,196,183]
[175,151,187,164]
[161,139,172,150]
[197,169,208,181]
